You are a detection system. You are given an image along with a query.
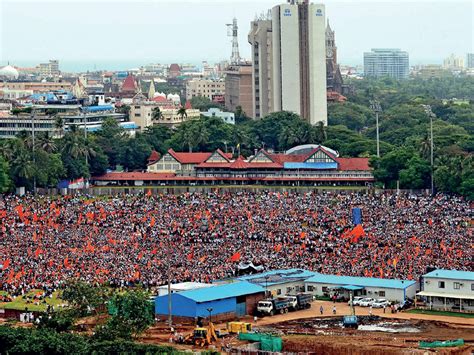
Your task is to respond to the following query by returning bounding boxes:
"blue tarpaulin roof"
[423,269,474,281]
[238,269,317,286]
[178,281,264,303]
[82,105,114,112]
[306,274,416,290]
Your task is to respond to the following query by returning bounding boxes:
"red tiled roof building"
[93,145,374,187]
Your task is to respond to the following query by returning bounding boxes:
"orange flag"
[187,251,194,261]
[230,252,241,262]
[150,217,156,227]
[64,257,71,268]
[300,232,307,239]
[146,189,152,197]
[3,259,11,269]
[274,244,282,252]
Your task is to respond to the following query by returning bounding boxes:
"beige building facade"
[185,79,225,101]
[248,18,273,119]
[224,64,253,118]
[0,81,72,93]
[130,102,200,131]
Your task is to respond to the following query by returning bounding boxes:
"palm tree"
[419,134,431,160]
[152,107,162,121]
[54,115,65,139]
[177,107,187,121]
[36,132,57,153]
[313,121,327,144]
[12,151,35,184]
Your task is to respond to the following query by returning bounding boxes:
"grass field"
[407,309,474,318]
[0,290,64,312]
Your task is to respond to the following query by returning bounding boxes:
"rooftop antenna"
[226,17,241,65]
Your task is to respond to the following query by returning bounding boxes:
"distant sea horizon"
[1,57,443,73]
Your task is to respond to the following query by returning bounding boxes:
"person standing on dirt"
[383,304,386,314]
[320,305,324,315]
[332,306,336,315]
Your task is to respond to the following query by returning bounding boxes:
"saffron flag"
[230,252,241,262]
[2,258,11,269]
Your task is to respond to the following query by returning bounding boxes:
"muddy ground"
[140,315,474,354]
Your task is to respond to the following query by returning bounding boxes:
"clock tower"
[325,19,343,94]
[325,19,337,64]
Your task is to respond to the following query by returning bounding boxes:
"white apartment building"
[271,1,327,125]
[417,269,474,312]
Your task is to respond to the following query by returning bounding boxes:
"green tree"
[97,289,154,340]
[61,281,109,317]
[0,156,11,192]
[177,107,187,121]
[151,107,162,121]
[36,132,57,153]
[399,155,431,189]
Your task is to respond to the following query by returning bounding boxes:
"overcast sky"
[1,0,472,71]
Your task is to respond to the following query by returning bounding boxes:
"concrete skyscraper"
[248,12,273,119]
[249,0,327,125]
[272,0,327,125]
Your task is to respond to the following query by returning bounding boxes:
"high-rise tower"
[271,0,327,125]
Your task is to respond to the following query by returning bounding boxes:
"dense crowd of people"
[0,191,471,295]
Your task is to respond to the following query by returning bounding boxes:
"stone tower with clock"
[325,19,344,94]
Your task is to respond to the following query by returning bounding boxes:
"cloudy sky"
[0,0,472,71]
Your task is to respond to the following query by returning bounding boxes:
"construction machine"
[182,322,218,347]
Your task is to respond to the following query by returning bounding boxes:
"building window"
[379,291,385,297]
[307,285,314,292]
[472,284,474,291]
[286,287,292,294]
[322,286,328,293]
[453,282,460,290]
[438,281,445,289]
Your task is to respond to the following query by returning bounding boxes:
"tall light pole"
[422,104,435,195]
[370,100,382,158]
[206,307,213,324]
[31,108,36,194]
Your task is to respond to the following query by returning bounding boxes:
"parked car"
[359,298,375,307]
[348,297,364,306]
[372,299,390,308]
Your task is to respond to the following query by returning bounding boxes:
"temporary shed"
[305,274,417,303]
[155,281,265,321]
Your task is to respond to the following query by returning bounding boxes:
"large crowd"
[0,191,471,295]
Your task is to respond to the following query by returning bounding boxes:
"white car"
[359,298,375,307]
[372,299,390,308]
[348,297,364,306]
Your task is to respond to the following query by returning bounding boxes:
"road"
[254,300,474,327]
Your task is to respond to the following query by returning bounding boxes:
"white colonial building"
[417,269,474,312]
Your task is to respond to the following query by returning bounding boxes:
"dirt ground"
[140,301,474,354]
[256,301,474,326]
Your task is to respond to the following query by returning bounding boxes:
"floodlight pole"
[31,108,36,194]
[370,100,382,158]
[422,105,435,195]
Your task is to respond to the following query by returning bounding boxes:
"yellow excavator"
[183,322,218,347]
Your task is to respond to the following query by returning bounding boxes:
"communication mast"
[226,18,241,65]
